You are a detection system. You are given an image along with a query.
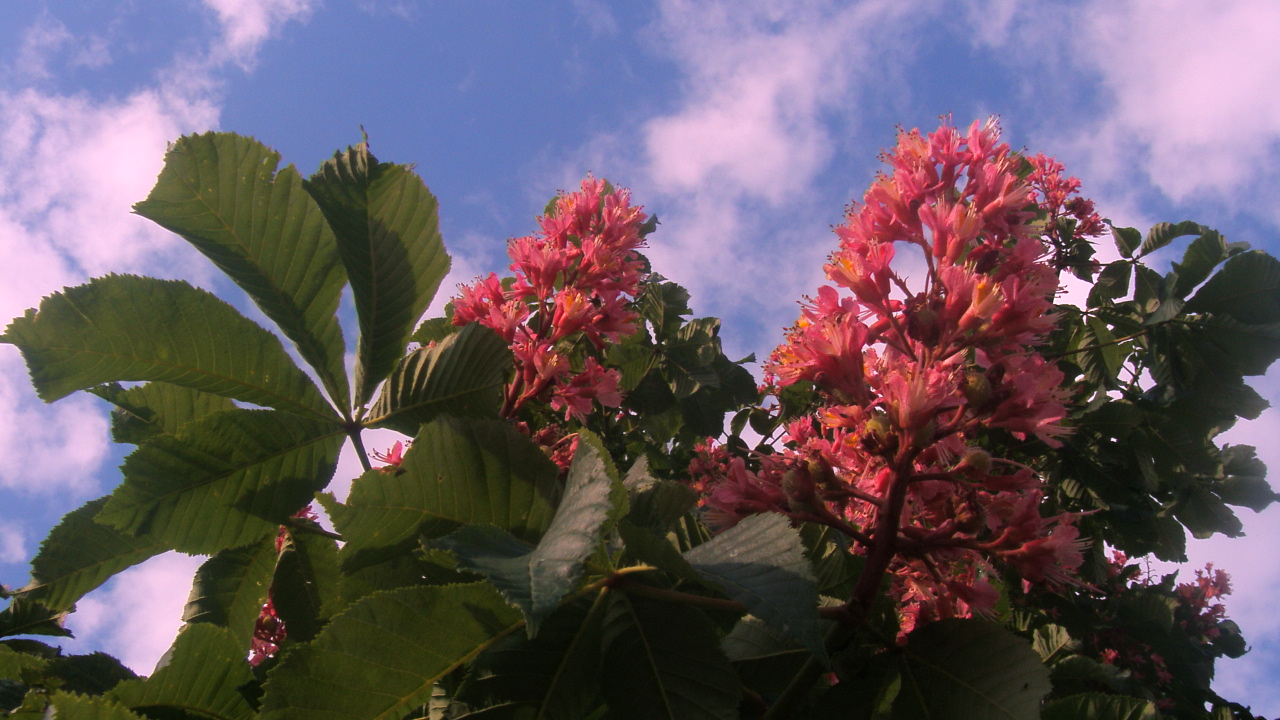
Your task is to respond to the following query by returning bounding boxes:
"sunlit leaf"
[18,497,166,612]
[684,513,824,659]
[260,583,523,720]
[89,382,235,445]
[109,624,255,720]
[183,535,276,650]
[1,275,335,420]
[304,140,450,407]
[134,132,351,410]
[97,409,343,554]
[366,322,509,434]
[334,417,560,569]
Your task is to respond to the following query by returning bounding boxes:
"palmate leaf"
[437,436,623,634]
[134,132,351,411]
[459,597,607,719]
[182,534,276,650]
[367,323,509,434]
[89,382,235,445]
[599,593,741,720]
[46,653,138,697]
[891,619,1050,720]
[109,624,255,720]
[333,417,560,570]
[304,140,450,408]
[259,583,524,720]
[97,409,344,554]
[18,497,166,612]
[683,513,824,659]
[1,275,336,421]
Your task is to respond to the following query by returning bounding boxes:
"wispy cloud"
[202,0,315,66]
[625,0,926,356]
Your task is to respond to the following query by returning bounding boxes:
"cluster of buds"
[692,119,1104,633]
[452,176,649,421]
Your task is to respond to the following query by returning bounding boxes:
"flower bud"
[961,371,992,408]
[955,447,992,477]
[911,419,937,448]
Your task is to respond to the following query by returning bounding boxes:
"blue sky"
[2,0,1278,711]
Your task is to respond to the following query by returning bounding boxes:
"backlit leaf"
[1,275,335,420]
[134,132,351,410]
[304,141,450,407]
[260,583,523,720]
[97,409,343,554]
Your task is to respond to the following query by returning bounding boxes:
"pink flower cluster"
[452,176,648,421]
[691,119,1103,633]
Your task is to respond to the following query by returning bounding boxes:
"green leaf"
[43,693,147,720]
[366,323,509,434]
[615,520,703,586]
[1138,220,1203,258]
[1,275,335,420]
[97,409,343,554]
[90,382,235,445]
[410,316,459,345]
[1171,229,1226,298]
[260,583,523,720]
[1173,484,1243,539]
[599,593,741,720]
[1040,693,1158,720]
[334,417,560,569]
[1110,225,1140,259]
[304,141,450,407]
[182,535,276,650]
[439,438,623,634]
[1185,250,1280,324]
[46,653,138,696]
[1217,445,1278,511]
[891,619,1050,720]
[109,624,255,720]
[683,513,824,659]
[721,615,812,694]
[1087,261,1132,308]
[0,643,48,680]
[460,596,607,719]
[1031,624,1076,662]
[18,497,166,612]
[0,599,70,639]
[134,132,351,411]
[270,526,343,643]
[639,278,691,339]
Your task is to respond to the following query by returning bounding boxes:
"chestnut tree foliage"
[2,122,1279,719]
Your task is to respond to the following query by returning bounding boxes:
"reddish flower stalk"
[452,176,647,422]
[691,119,1104,632]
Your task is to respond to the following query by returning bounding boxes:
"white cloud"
[626,0,923,352]
[202,0,315,66]
[67,552,205,674]
[0,521,25,564]
[0,0,320,673]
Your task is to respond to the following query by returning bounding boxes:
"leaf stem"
[347,426,373,472]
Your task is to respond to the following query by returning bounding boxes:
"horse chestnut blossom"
[692,119,1104,634]
[452,176,647,422]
